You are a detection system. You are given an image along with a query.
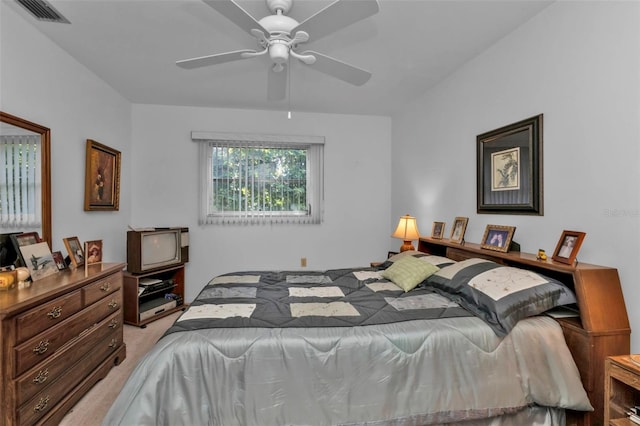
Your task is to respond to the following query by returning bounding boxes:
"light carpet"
[59,311,181,426]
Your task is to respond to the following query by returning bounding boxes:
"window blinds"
[0,134,42,228]
[193,132,324,225]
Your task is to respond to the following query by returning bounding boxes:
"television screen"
[142,231,179,267]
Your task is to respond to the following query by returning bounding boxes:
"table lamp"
[392,214,420,252]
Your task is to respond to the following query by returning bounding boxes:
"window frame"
[193,131,324,225]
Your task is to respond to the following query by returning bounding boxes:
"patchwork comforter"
[103,266,592,426]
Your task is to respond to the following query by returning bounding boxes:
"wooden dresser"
[418,237,630,426]
[0,263,126,426]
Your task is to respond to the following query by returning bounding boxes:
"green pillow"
[381,255,440,292]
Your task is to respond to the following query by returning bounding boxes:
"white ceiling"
[8,0,553,116]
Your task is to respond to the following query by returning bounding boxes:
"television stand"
[122,264,187,327]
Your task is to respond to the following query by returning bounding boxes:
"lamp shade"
[392,214,420,252]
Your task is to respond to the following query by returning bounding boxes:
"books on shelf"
[544,306,579,318]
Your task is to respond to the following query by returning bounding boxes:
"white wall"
[0,4,132,264]
[391,2,640,350]
[131,105,392,300]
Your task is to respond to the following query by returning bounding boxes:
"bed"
[103,238,630,425]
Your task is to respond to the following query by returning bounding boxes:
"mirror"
[0,112,52,248]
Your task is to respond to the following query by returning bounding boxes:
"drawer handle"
[32,340,49,355]
[47,306,62,319]
[100,282,111,292]
[108,300,119,309]
[108,338,119,348]
[32,369,49,384]
[108,319,119,329]
[33,396,50,412]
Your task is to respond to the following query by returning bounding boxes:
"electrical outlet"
[300,257,307,267]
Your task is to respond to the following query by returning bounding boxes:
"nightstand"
[605,355,640,424]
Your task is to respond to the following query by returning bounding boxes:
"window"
[0,133,42,228]
[193,132,324,225]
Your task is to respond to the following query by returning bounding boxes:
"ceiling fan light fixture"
[178,0,380,97]
[269,41,289,66]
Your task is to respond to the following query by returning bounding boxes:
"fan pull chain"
[287,57,292,119]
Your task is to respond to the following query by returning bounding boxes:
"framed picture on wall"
[552,230,586,265]
[84,139,121,211]
[477,115,543,215]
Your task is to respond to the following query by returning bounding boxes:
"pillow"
[381,251,456,270]
[425,258,577,336]
[381,255,440,292]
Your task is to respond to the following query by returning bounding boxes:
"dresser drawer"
[83,272,122,305]
[15,290,83,343]
[14,310,122,406]
[16,324,123,426]
[13,290,123,376]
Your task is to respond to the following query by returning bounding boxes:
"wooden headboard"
[417,237,630,426]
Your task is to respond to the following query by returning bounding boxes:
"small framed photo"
[52,251,67,270]
[63,236,85,268]
[481,224,516,253]
[19,241,58,281]
[431,221,446,239]
[10,232,41,267]
[552,230,586,265]
[450,217,469,243]
[85,240,103,265]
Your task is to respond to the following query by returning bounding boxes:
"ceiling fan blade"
[176,49,256,69]
[201,0,268,35]
[292,0,379,42]
[267,65,287,101]
[301,51,371,86]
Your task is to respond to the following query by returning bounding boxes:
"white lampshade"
[392,214,420,252]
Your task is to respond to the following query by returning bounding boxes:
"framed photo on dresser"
[19,242,58,281]
[63,236,85,268]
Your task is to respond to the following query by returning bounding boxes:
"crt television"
[126,228,188,274]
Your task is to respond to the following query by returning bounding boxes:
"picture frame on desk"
[480,224,516,253]
[431,221,445,239]
[449,217,468,243]
[552,230,586,265]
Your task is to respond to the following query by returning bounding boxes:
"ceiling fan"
[176,0,379,100]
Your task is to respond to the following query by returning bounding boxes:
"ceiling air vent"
[15,0,70,24]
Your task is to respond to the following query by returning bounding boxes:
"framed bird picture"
[19,242,58,281]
